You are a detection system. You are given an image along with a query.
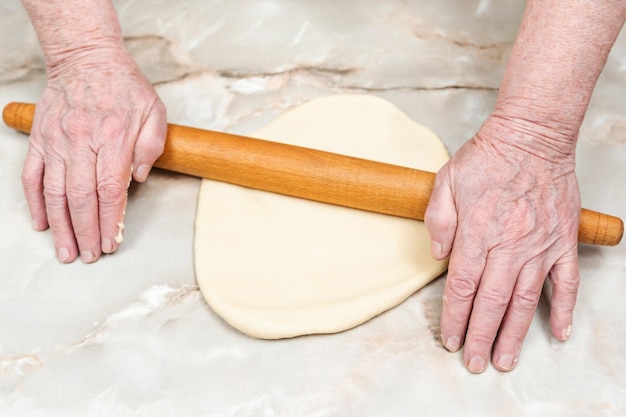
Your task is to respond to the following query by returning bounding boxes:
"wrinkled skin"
[425,116,580,373]
[21,47,167,263]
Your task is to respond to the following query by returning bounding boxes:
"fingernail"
[135,164,151,182]
[431,241,443,259]
[81,251,96,263]
[32,219,45,230]
[561,325,572,341]
[444,336,461,352]
[101,238,115,254]
[57,247,71,263]
[496,354,517,372]
[468,356,487,373]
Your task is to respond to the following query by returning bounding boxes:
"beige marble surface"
[1,1,625,415]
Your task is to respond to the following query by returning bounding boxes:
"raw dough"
[194,95,449,339]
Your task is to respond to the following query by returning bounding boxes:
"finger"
[132,101,167,183]
[21,141,49,231]
[66,147,101,263]
[439,229,487,354]
[96,134,133,256]
[548,247,579,342]
[462,251,521,373]
[424,167,457,260]
[96,159,130,255]
[42,154,78,263]
[492,257,550,372]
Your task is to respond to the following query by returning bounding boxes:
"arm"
[21,0,166,263]
[425,0,626,373]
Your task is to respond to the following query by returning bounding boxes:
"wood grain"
[4,102,623,246]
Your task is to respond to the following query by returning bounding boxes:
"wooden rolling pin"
[3,101,623,246]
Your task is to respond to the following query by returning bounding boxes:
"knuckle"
[60,112,92,139]
[72,224,93,240]
[21,169,40,189]
[42,183,67,207]
[22,152,45,188]
[511,288,541,312]
[66,184,96,205]
[97,178,127,204]
[446,275,478,303]
[465,331,495,348]
[142,137,166,158]
[550,275,579,313]
[478,286,511,310]
[424,207,442,230]
[551,273,580,296]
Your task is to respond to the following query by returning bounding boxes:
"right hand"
[22,46,167,263]
[425,115,580,372]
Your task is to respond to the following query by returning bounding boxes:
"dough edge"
[194,94,450,339]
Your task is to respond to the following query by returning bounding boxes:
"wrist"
[22,0,127,78]
[476,114,577,168]
[45,43,132,81]
[493,91,586,140]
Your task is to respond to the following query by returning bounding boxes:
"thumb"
[424,167,457,260]
[132,100,167,183]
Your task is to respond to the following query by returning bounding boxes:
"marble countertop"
[1,1,625,415]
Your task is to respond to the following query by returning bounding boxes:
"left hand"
[22,46,167,263]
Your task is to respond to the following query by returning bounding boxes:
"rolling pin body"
[3,102,623,246]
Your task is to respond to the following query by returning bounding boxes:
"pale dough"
[194,94,449,339]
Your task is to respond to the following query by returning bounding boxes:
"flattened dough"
[194,95,449,339]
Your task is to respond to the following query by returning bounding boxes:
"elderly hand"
[425,115,581,373]
[22,47,167,263]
